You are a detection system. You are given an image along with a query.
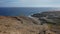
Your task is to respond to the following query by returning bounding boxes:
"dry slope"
[0,16,55,34]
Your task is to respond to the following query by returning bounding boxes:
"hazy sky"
[0,0,60,7]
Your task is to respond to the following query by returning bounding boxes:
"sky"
[0,0,60,7]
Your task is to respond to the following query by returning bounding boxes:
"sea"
[0,7,59,16]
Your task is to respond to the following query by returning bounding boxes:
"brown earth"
[0,16,57,34]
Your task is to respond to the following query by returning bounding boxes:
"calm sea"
[0,7,58,16]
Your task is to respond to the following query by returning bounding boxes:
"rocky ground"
[31,11,60,34]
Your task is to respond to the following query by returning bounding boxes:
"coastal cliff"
[0,11,60,34]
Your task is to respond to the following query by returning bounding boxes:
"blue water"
[0,7,59,16]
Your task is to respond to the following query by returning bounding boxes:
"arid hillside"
[0,16,56,34]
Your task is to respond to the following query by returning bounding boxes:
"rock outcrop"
[31,11,60,24]
[31,11,60,34]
